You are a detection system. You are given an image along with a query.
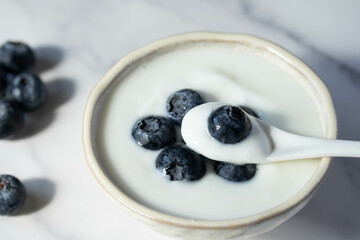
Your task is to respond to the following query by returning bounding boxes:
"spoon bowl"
[182,102,272,164]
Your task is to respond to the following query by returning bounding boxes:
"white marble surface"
[1,0,360,239]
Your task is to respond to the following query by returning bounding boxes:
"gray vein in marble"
[144,0,241,28]
[74,46,110,73]
[33,214,75,240]
[43,223,76,240]
[239,0,360,87]
[27,145,48,173]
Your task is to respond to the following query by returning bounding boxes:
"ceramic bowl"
[83,32,336,239]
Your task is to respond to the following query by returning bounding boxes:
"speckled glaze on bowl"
[83,32,336,240]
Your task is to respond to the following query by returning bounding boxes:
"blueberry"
[5,71,16,84]
[132,116,176,150]
[166,89,204,125]
[156,144,206,181]
[0,100,24,139]
[238,105,259,118]
[0,41,35,73]
[0,66,17,98]
[6,73,46,111]
[0,174,26,215]
[0,67,6,97]
[208,105,252,144]
[215,162,257,182]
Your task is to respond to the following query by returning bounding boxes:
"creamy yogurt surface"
[97,43,322,220]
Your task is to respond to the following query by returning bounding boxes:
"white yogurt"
[97,43,322,220]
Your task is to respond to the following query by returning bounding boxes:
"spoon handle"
[266,128,360,161]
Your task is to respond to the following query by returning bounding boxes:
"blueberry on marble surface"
[166,89,204,125]
[0,67,6,98]
[0,99,24,139]
[0,41,35,73]
[208,105,252,144]
[6,73,46,111]
[132,116,176,150]
[0,174,26,215]
[238,105,259,118]
[156,144,206,181]
[215,162,257,182]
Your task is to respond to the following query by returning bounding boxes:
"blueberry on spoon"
[208,105,252,144]
[238,105,259,118]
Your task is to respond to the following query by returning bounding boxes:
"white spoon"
[181,102,360,164]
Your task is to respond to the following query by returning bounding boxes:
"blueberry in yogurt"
[0,41,35,73]
[166,89,204,125]
[208,105,252,144]
[156,144,206,181]
[132,116,176,150]
[0,174,26,215]
[215,162,257,182]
